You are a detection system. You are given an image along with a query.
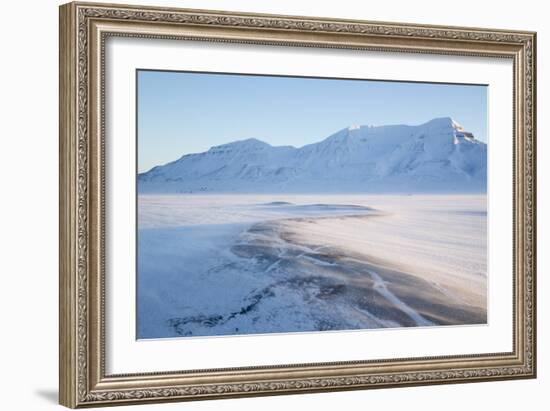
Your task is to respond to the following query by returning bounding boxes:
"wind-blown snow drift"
[137,194,487,338]
[138,117,487,193]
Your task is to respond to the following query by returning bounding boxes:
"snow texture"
[138,117,487,194]
[137,194,487,339]
[137,117,487,339]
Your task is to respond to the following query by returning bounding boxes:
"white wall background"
[0,0,546,410]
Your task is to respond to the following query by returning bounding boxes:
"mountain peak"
[422,116,462,130]
[209,138,270,151]
[139,117,486,193]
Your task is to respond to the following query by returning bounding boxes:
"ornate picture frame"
[59,1,536,408]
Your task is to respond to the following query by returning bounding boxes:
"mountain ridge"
[138,117,487,194]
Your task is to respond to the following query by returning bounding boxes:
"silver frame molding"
[59,2,536,408]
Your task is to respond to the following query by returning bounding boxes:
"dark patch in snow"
[167,287,276,337]
[262,201,294,206]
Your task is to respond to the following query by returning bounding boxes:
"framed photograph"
[59,2,537,408]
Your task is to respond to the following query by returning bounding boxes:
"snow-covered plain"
[137,194,487,339]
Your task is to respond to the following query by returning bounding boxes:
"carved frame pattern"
[59,2,536,408]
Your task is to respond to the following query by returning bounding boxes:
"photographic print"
[60,5,536,405]
[136,70,488,339]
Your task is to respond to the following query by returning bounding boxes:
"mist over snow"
[136,117,488,338]
[138,117,487,193]
[137,194,487,338]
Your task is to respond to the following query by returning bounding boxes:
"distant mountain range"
[138,117,487,193]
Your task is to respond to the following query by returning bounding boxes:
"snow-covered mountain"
[138,117,487,193]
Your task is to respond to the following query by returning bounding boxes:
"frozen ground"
[137,194,487,339]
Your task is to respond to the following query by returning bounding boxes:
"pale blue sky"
[137,70,487,173]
